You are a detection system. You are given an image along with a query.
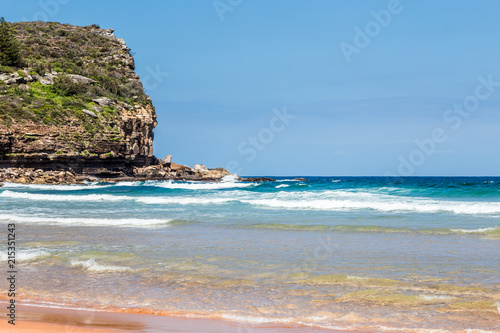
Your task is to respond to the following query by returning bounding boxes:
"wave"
[0,190,236,206]
[249,223,500,238]
[0,214,174,227]
[0,182,109,191]
[70,258,132,273]
[275,184,290,188]
[218,311,481,333]
[450,227,497,233]
[135,197,234,205]
[1,177,253,192]
[0,190,131,202]
[3,186,500,216]
[241,192,500,215]
[155,180,254,190]
[0,249,51,262]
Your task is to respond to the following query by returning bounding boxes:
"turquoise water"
[1,177,499,332]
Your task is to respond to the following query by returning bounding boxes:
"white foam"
[276,184,290,188]
[0,182,107,191]
[0,190,238,206]
[155,180,253,190]
[221,313,292,324]
[4,186,500,216]
[0,190,131,202]
[135,197,234,205]
[419,295,452,301]
[221,174,239,182]
[451,227,497,233]
[70,258,132,273]
[241,190,500,215]
[0,249,51,262]
[0,214,173,227]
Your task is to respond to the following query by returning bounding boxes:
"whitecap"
[155,181,253,190]
[0,190,131,202]
[0,214,173,227]
[0,249,51,262]
[451,227,497,233]
[70,258,132,273]
[419,295,452,301]
[0,182,108,191]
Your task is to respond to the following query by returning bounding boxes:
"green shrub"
[0,18,22,67]
[53,75,89,96]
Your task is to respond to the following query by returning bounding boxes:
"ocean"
[1,176,499,332]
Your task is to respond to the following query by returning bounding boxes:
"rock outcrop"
[0,22,158,175]
[0,21,232,184]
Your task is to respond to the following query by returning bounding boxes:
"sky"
[2,0,500,176]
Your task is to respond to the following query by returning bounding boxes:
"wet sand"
[1,303,342,333]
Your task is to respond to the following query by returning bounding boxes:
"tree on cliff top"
[0,17,22,67]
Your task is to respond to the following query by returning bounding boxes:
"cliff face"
[0,22,156,175]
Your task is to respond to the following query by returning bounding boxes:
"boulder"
[162,155,172,164]
[2,74,26,85]
[193,164,209,173]
[204,168,231,179]
[40,72,57,85]
[133,165,166,178]
[170,162,191,172]
[294,178,308,181]
[68,74,96,84]
[93,97,114,106]
[82,109,98,118]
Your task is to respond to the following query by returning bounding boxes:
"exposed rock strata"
[0,22,234,183]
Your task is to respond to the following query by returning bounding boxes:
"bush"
[0,17,22,67]
[53,75,88,96]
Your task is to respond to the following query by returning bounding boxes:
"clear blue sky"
[3,0,500,176]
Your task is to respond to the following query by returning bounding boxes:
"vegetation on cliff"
[0,20,232,183]
[0,20,149,127]
[0,17,21,67]
[0,20,157,168]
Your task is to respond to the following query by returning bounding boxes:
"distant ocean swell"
[2,187,500,215]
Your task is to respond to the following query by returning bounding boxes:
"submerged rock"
[239,177,276,182]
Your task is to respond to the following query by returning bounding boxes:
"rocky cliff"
[0,22,156,176]
[0,21,231,184]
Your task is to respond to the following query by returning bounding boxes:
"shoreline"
[0,166,278,185]
[0,303,343,333]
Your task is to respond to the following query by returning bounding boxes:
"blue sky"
[3,0,500,176]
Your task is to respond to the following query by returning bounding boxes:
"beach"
[1,176,499,332]
[0,303,342,332]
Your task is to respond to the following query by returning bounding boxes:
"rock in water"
[239,177,276,182]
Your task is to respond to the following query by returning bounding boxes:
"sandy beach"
[1,303,340,333]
